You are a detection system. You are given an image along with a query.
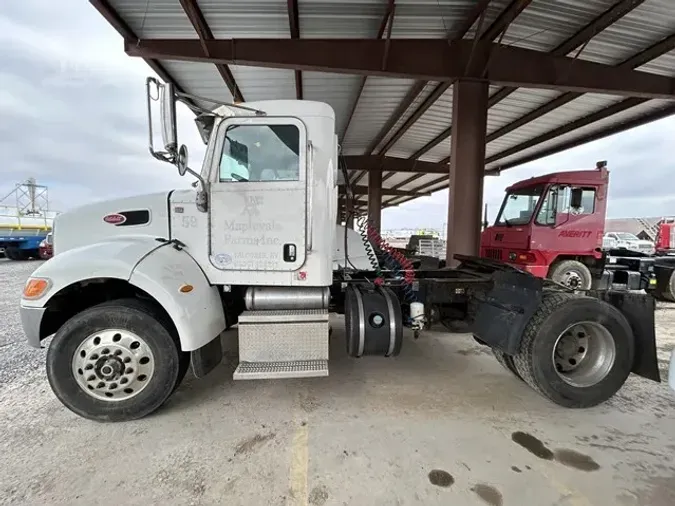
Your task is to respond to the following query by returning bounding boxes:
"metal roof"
[91,0,675,210]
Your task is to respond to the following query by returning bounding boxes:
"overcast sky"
[2,1,675,230]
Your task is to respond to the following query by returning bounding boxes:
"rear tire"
[492,350,523,381]
[548,260,592,290]
[47,298,185,422]
[512,292,634,408]
[658,270,675,302]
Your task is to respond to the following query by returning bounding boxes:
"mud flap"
[190,334,223,379]
[468,270,543,355]
[590,290,660,383]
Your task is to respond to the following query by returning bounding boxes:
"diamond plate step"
[233,360,329,380]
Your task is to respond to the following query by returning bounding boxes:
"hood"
[54,191,172,255]
[481,225,530,250]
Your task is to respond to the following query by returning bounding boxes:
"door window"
[219,124,300,182]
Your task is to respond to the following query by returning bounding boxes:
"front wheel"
[513,293,634,408]
[47,299,185,422]
[548,260,592,290]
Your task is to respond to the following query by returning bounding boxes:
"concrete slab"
[1,259,674,505]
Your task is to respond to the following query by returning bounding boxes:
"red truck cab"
[480,161,609,289]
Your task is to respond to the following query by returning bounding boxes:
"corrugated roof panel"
[637,50,675,77]
[398,173,446,192]
[419,137,451,163]
[497,0,617,53]
[373,81,439,154]
[485,100,675,171]
[110,0,196,37]
[485,93,624,157]
[229,66,295,101]
[199,0,291,38]
[342,77,416,155]
[298,0,384,38]
[382,171,420,189]
[387,86,454,157]
[487,89,562,134]
[303,72,363,137]
[161,60,234,105]
[577,0,675,65]
[389,0,485,39]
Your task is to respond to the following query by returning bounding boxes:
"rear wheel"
[492,350,522,381]
[47,299,186,422]
[658,270,675,302]
[548,260,592,290]
[513,293,634,408]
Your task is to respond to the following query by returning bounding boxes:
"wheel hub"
[552,322,616,388]
[561,270,582,289]
[72,329,155,402]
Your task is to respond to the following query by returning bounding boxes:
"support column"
[446,80,489,267]
[367,169,382,233]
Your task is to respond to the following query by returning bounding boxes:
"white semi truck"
[19,78,672,421]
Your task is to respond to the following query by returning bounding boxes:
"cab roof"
[507,167,609,192]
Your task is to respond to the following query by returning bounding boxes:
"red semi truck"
[481,161,609,290]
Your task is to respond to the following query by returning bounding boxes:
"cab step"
[233,360,329,380]
[234,309,330,380]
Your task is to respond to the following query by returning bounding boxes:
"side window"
[219,124,300,182]
[535,185,561,226]
[578,188,595,214]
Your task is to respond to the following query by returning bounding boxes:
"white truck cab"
[19,78,669,422]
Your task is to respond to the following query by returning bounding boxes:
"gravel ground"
[1,258,675,506]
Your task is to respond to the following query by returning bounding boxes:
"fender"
[22,236,166,309]
[22,236,226,352]
[129,244,226,352]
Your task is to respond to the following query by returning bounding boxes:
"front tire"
[548,260,592,290]
[513,293,634,408]
[47,299,184,422]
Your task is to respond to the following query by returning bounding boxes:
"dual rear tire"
[47,299,190,422]
[494,292,634,408]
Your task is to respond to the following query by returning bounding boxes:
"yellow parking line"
[288,422,309,506]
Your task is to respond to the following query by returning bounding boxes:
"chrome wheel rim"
[72,329,155,402]
[552,321,615,388]
[561,270,583,289]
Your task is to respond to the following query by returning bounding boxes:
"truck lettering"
[558,230,592,238]
[223,220,282,233]
[222,234,281,246]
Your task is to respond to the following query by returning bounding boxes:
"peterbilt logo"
[103,213,126,225]
[559,230,592,238]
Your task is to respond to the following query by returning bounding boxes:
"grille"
[484,248,503,261]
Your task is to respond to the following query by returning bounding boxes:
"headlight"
[23,277,51,300]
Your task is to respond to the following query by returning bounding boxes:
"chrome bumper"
[20,305,46,348]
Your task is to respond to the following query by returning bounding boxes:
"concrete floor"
[1,258,675,506]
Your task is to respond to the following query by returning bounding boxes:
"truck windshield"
[495,184,545,226]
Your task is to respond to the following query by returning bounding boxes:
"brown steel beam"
[486,32,675,144]
[410,0,648,160]
[179,0,244,102]
[342,0,396,141]
[286,0,303,100]
[90,0,188,96]
[489,103,675,171]
[368,170,383,233]
[342,155,449,174]
[339,185,430,196]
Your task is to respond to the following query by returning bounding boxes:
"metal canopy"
[91,0,675,210]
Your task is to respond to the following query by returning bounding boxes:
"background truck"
[0,179,54,260]
[480,162,675,299]
[18,78,668,422]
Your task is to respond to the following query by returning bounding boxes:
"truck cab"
[481,162,609,289]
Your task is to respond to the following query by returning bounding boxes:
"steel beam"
[446,81,489,266]
[410,0,648,160]
[125,39,675,99]
[342,155,448,174]
[286,0,303,100]
[368,170,383,234]
[342,0,396,141]
[339,186,430,196]
[179,0,244,102]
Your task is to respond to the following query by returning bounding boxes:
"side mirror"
[570,188,583,209]
[177,145,188,176]
[160,82,177,152]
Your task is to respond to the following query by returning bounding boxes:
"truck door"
[209,116,308,272]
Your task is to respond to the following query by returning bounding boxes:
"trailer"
[0,180,54,260]
[18,78,672,422]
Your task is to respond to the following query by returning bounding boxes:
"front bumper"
[20,305,46,348]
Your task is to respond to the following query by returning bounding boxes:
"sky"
[2,1,675,229]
